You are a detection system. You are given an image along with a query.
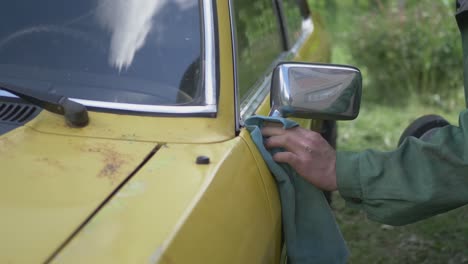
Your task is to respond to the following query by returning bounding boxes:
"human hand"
[262,125,338,191]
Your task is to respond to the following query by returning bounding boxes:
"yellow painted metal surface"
[53,138,280,264]
[0,125,155,263]
[239,129,282,247]
[26,109,233,144]
[159,139,280,264]
[297,12,332,64]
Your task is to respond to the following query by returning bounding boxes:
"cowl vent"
[0,102,40,124]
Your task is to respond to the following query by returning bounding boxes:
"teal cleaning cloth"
[245,116,349,264]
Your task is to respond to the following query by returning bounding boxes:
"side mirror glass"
[270,62,362,120]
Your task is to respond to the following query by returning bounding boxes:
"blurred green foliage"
[349,0,462,103]
[309,0,463,105]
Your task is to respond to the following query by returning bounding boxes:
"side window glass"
[233,0,283,101]
[282,0,304,46]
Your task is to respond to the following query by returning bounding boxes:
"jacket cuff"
[336,152,363,207]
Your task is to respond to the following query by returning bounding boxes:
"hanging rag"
[245,115,348,264]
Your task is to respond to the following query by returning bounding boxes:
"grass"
[337,91,465,152]
[333,191,468,263]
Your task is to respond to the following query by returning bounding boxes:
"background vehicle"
[0,0,355,262]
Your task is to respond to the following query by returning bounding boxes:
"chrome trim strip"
[0,90,17,97]
[238,49,288,123]
[239,73,272,121]
[73,98,217,113]
[204,0,217,106]
[0,0,218,115]
[0,91,217,113]
[283,63,360,72]
[228,0,240,130]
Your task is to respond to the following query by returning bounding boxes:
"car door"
[232,0,333,262]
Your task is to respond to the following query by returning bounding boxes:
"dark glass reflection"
[233,0,283,100]
[0,0,203,107]
[282,0,303,47]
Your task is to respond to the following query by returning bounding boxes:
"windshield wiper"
[0,82,89,127]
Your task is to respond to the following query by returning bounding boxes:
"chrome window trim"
[203,0,217,107]
[282,63,359,72]
[0,91,16,97]
[74,99,217,113]
[239,72,272,122]
[238,53,288,123]
[228,0,240,131]
[0,0,218,115]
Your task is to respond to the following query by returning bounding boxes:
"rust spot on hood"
[98,153,125,183]
[83,143,133,184]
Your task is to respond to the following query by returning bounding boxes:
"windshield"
[0,0,204,109]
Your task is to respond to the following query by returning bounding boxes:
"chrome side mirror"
[270,62,362,120]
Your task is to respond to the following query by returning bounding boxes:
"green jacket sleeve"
[336,109,468,226]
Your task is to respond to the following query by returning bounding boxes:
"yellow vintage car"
[0,0,360,263]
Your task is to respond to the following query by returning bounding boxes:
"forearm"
[336,110,468,226]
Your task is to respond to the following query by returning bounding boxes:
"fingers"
[265,134,298,153]
[263,126,324,154]
[262,126,298,152]
[260,124,338,191]
[261,126,286,137]
[272,151,299,167]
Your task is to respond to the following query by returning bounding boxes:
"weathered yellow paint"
[239,129,282,258]
[26,109,231,144]
[158,140,279,264]
[0,126,155,263]
[53,138,279,263]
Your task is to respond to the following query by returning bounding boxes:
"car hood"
[0,125,156,263]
